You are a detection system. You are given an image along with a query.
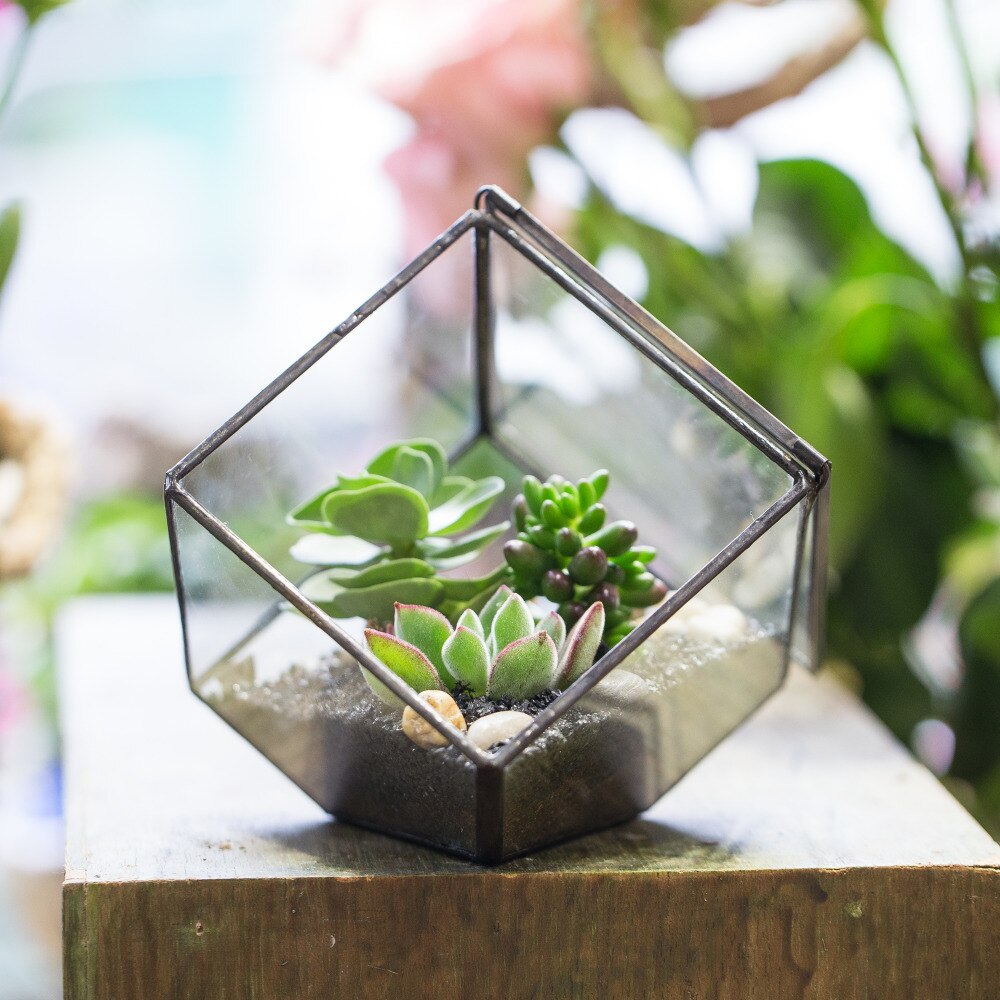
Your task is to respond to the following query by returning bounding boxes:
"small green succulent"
[503,469,666,646]
[363,585,605,704]
[288,439,511,624]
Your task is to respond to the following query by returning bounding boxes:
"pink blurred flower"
[976,94,1000,192]
[321,0,591,254]
[0,666,27,733]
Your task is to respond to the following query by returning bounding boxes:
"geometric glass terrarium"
[164,186,830,863]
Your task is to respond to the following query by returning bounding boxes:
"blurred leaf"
[952,577,1000,780]
[776,355,888,569]
[0,203,20,298]
[756,160,869,270]
[14,0,70,24]
[840,434,976,637]
[944,521,1000,607]
[755,160,933,284]
[40,494,173,600]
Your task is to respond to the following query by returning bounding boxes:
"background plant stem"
[0,20,34,126]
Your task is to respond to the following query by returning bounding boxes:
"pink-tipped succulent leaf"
[556,602,605,687]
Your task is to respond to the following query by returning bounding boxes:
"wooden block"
[60,596,1000,999]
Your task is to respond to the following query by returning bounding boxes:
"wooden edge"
[63,863,1000,999]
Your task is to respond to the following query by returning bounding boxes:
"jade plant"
[363,585,605,705]
[503,469,666,646]
[288,439,511,624]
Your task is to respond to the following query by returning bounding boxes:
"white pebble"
[594,669,650,704]
[467,710,533,751]
[401,690,467,748]
[684,604,749,643]
[661,594,710,633]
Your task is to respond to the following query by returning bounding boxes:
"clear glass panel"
[789,490,817,670]
[169,497,480,854]
[180,229,478,576]
[499,501,801,858]
[489,232,794,586]
[166,217,820,861]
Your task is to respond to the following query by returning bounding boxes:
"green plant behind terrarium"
[363,585,605,704]
[503,469,666,645]
[287,438,511,625]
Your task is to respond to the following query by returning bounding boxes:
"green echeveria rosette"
[287,439,511,625]
[362,586,605,706]
[503,469,666,646]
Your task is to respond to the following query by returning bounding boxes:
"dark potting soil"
[452,685,561,724]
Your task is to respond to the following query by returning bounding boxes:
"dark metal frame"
[165,185,830,858]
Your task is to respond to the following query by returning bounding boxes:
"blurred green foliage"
[5,495,174,723]
[574,152,1000,836]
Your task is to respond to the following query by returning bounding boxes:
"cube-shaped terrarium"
[165,186,830,863]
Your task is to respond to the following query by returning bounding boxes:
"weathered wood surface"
[61,596,1000,999]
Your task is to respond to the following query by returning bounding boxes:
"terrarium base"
[201,610,787,862]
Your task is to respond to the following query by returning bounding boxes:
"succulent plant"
[503,469,667,646]
[363,585,605,705]
[288,439,511,624]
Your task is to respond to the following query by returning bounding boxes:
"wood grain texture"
[60,596,1000,999]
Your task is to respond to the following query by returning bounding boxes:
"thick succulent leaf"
[392,447,436,499]
[336,473,393,491]
[367,439,446,491]
[619,579,668,608]
[537,610,566,649]
[418,522,509,563]
[325,558,435,589]
[322,482,429,544]
[427,476,505,536]
[394,603,454,684]
[456,607,485,639]
[489,632,558,700]
[303,576,444,622]
[442,625,490,695]
[479,585,513,634]
[416,551,478,572]
[585,520,638,557]
[364,629,442,698]
[287,487,341,530]
[287,475,390,530]
[289,534,387,567]
[522,476,544,514]
[490,593,534,656]
[438,565,511,601]
[556,602,605,687]
[590,470,610,500]
[430,475,474,507]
